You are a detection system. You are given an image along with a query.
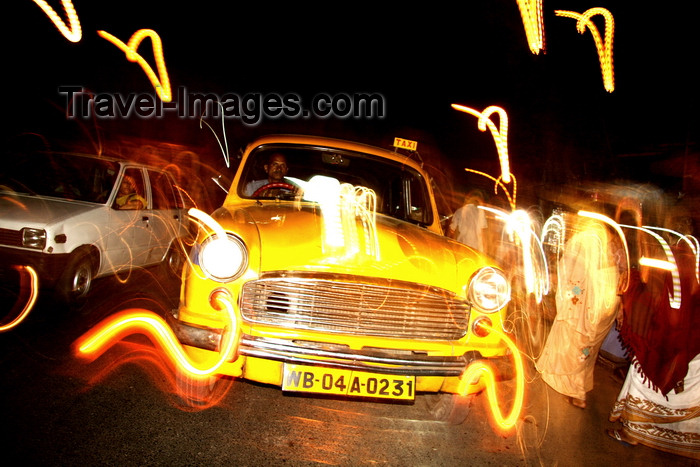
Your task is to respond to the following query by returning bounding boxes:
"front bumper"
[166,309,514,381]
[0,247,70,287]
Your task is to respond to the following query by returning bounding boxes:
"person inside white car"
[115,175,146,210]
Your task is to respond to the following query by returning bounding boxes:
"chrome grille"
[0,228,22,247]
[240,273,470,340]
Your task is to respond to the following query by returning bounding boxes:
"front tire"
[424,393,474,425]
[163,243,187,279]
[174,368,232,410]
[56,252,94,305]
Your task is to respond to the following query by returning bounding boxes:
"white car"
[0,151,191,304]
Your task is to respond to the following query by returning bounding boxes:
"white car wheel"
[57,252,94,304]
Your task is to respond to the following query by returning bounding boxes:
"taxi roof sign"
[393,137,418,151]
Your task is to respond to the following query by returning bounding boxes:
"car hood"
[0,193,102,229]
[217,203,490,293]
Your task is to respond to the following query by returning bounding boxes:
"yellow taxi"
[169,135,513,422]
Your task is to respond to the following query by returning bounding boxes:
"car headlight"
[468,267,510,313]
[198,232,248,282]
[21,228,47,250]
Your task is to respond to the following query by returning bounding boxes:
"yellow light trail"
[457,320,525,431]
[464,168,517,211]
[638,257,675,271]
[452,104,512,184]
[621,224,682,309]
[578,210,630,293]
[0,266,39,332]
[481,205,549,300]
[32,0,82,42]
[76,297,240,379]
[555,8,615,92]
[516,0,544,54]
[98,29,173,102]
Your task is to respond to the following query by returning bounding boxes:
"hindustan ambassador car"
[170,135,513,422]
[0,151,190,304]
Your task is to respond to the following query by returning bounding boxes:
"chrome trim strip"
[238,336,470,376]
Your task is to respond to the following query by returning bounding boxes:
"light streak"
[452,104,512,184]
[620,224,682,309]
[481,205,549,300]
[187,207,226,240]
[464,168,517,211]
[578,210,630,293]
[516,0,545,54]
[541,212,565,252]
[638,257,675,271]
[556,8,615,92]
[76,296,241,378]
[98,29,172,102]
[294,176,380,260]
[457,320,524,431]
[0,266,39,332]
[32,0,82,42]
[645,227,699,282]
[199,102,231,169]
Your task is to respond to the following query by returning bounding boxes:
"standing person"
[448,190,488,251]
[607,235,700,459]
[536,215,623,408]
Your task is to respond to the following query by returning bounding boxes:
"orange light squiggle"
[516,0,545,54]
[452,104,512,184]
[0,266,39,332]
[556,8,615,92]
[32,0,82,42]
[98,29,173,102]
[464,168,517,210]
[457,321,525,431]
[76,298,240,378]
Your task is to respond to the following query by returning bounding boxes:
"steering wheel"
[252,182,295,198]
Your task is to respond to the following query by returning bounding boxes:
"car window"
[113,168,147,210]
[149,170,181,210]
[238,145,433,226]
[0,152,119,203]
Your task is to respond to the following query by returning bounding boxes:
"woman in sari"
[537,215,623,408]
[607,233,699,459]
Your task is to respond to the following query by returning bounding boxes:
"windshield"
[238,144,433,226]
[0,152,120,204]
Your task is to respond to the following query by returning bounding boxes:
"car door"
[105,167,153,272]
[144,169,185,264]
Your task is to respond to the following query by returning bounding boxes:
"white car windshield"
[1,152,120,204]
[239,144,433,226]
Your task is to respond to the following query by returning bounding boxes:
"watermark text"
[58,86,386,125]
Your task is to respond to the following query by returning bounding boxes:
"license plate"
[282,364,415,400]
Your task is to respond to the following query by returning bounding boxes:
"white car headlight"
[468,267,510,313]
[21,228,47,250]
[198,233,248,282]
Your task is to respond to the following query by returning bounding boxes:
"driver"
[243,152,295,197]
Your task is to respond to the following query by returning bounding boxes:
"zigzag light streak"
[76,297,240,378]
[516,0,544,54]
[32,0,82,42]
[556,8,615,92]
[452,104,512,184]
[98,29,173,102]
[458,320,525,431]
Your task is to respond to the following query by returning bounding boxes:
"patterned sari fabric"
[610,240,700,459]
[610,355,700,459]
[537,220,622,401]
